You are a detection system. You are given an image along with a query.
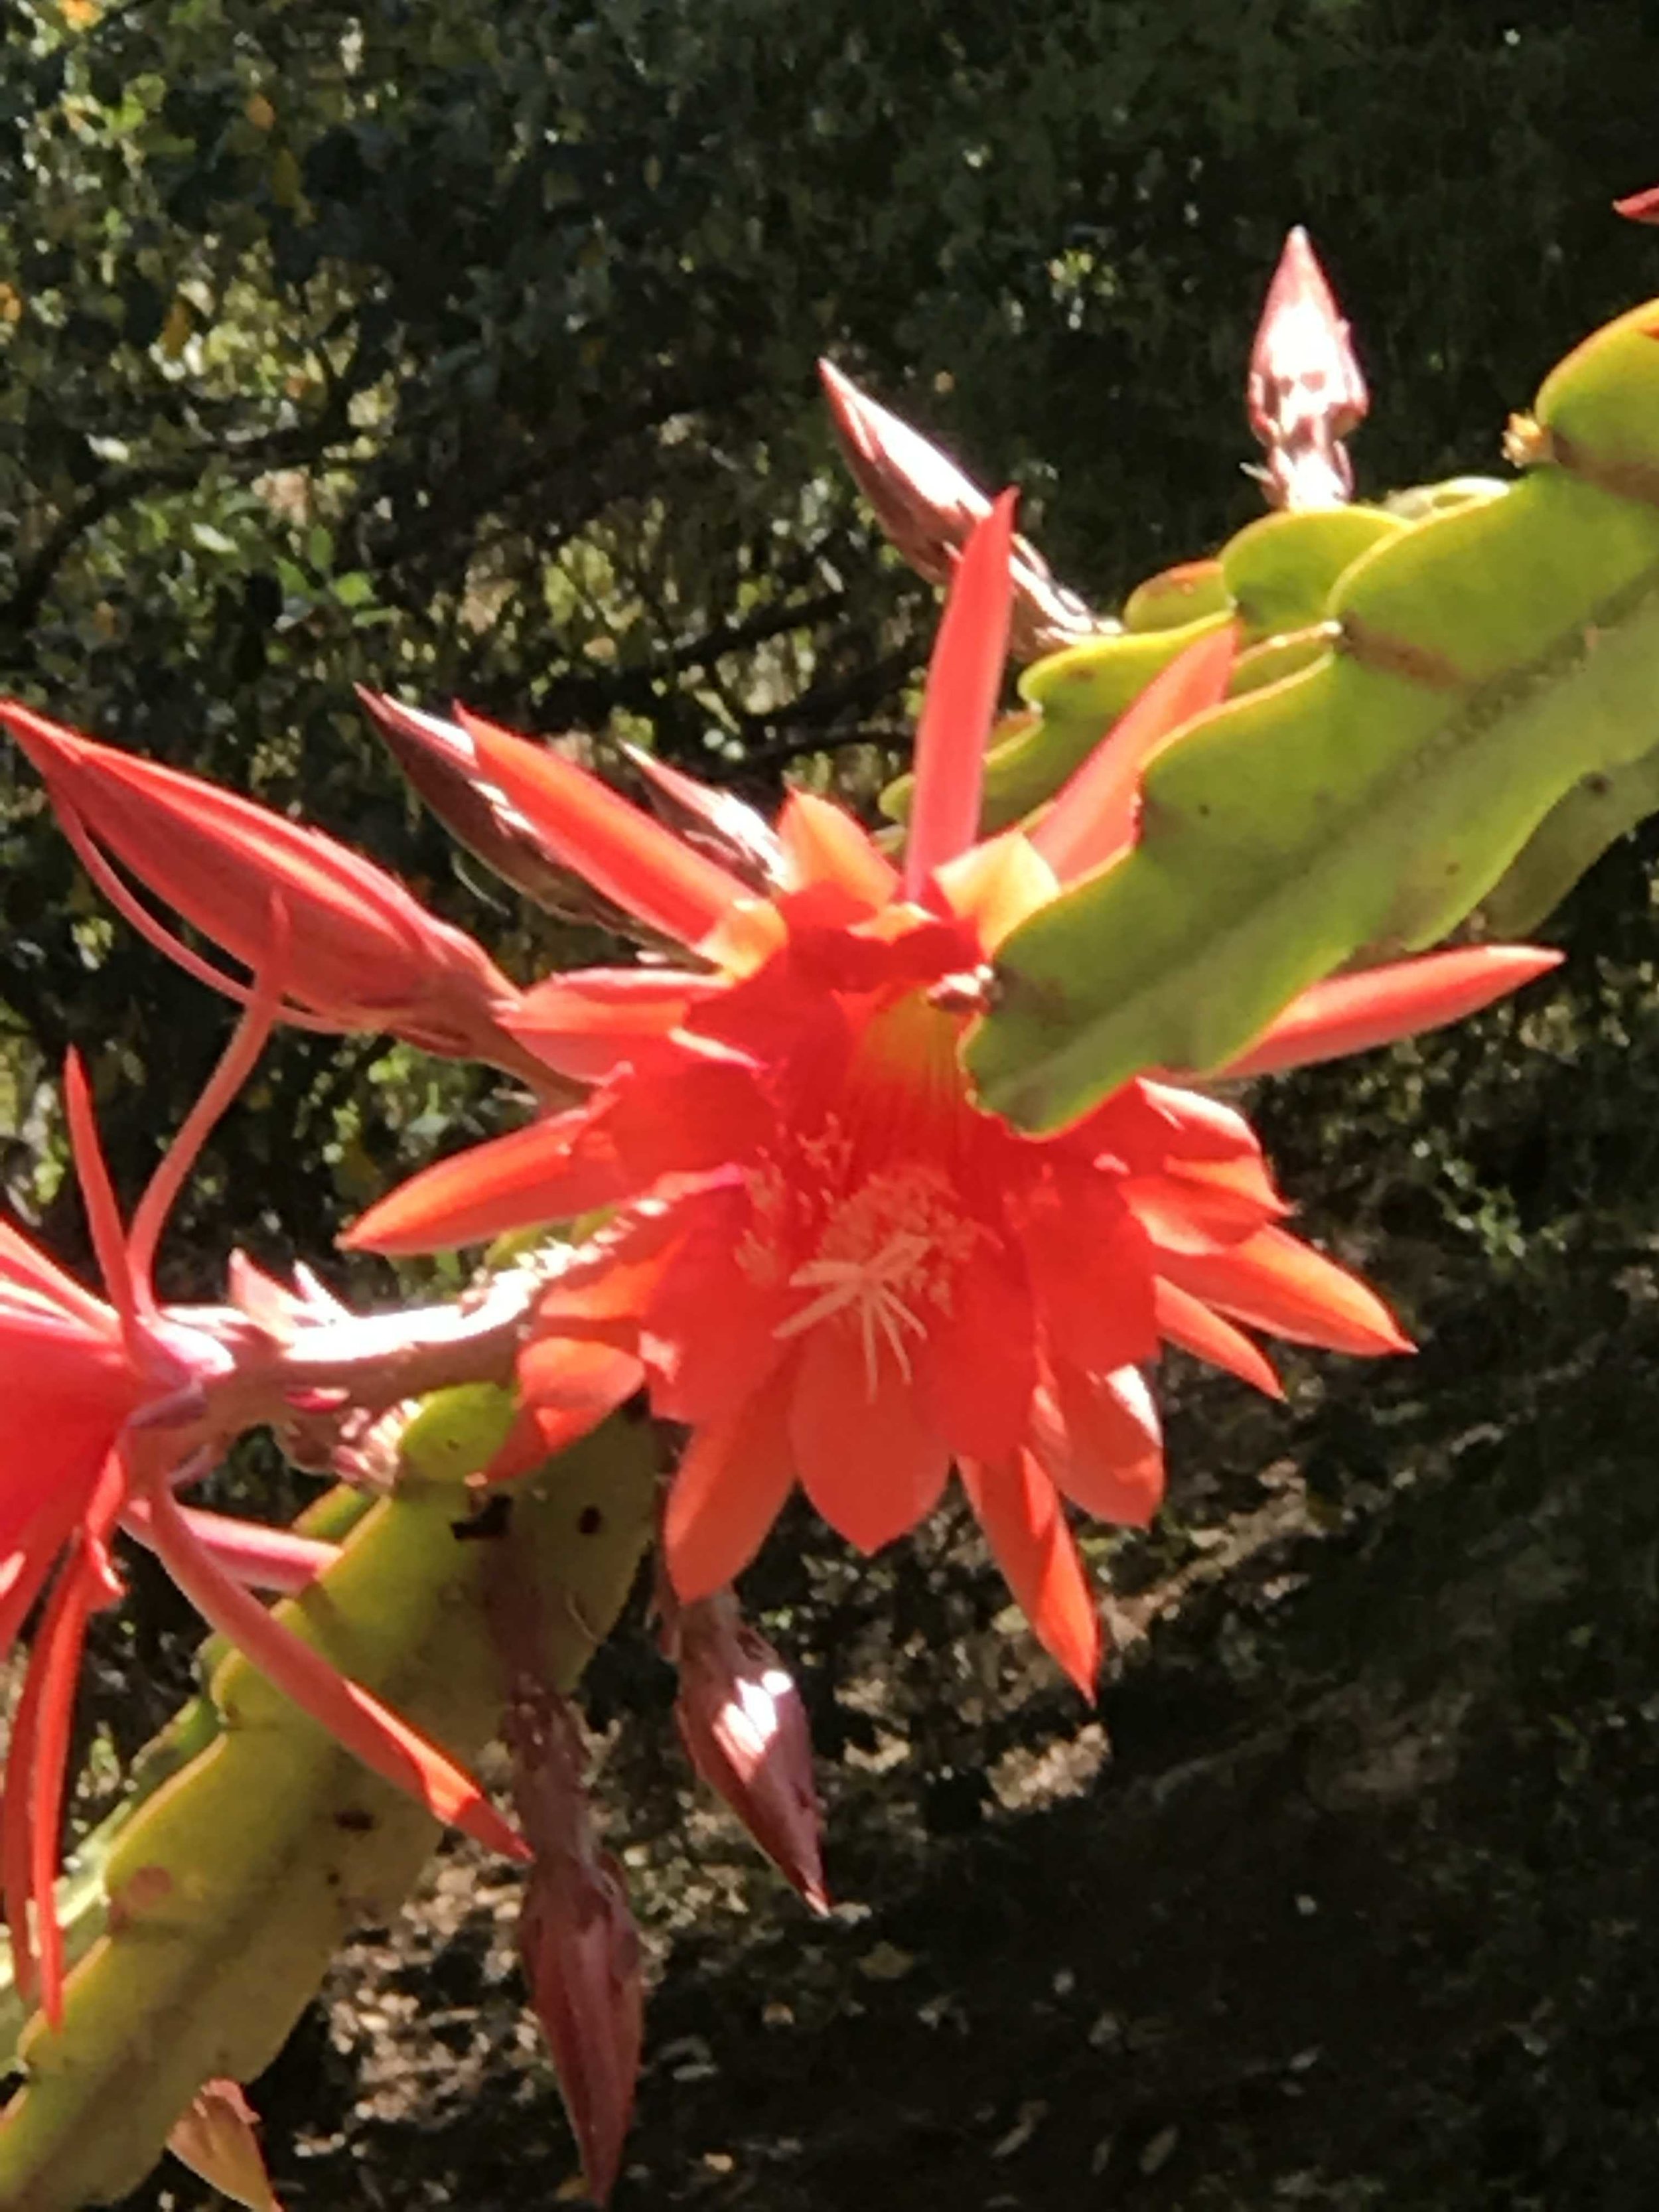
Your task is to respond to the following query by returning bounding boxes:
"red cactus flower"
[0,701,543,1081]
[1246,226,1369,510]
[0,956,524,2024]
[345,498,1555,1693]
[664,1585,828,1914]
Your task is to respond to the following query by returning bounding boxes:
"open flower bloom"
[0,701,544,1082]
[346,496,1557,1694]
[0,958,524,2024]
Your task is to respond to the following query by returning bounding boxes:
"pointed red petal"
[959,1453,1101,1696]
[1214,946,1563,1078]
[0,1220,116,1333]
[1034,1363,1166,1526]
[1153,1279,1284,1398]
[342,1108,628,1255]
[1121,1165,1282,1254]
[506,968,727,1082]
[788,1325,951,1552]
[1021,1173,1158,1374]
[1155,1227,1411,1357]
[1031,624,1238,881]
[4,1502,119,2024]
[913,1239,1037,1462]
[902,490,1018,898]
[2,1556,98,2022]
[459,710,751,947]
[664,1366,796,1600]
[641,1187,792,1424]
[776,789,898,916]
[142,1479,528,1860]
[1615,185,1659,225]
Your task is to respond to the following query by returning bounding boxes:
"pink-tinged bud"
[0,701,543,1080]
[620,743,784,890]
[167,2080,283,2211]
[505,1685,644,2207]
[666,1587,829,1915]
[818,360,1101,661]
[357,688,644,930]
[1246,227,1368,511]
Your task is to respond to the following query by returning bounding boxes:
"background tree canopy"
[7,1,1659,2205]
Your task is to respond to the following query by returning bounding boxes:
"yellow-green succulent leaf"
[1121,558,1230,632]
[968,296,1659,1130]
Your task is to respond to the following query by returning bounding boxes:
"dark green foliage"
[5,0,1659,1270]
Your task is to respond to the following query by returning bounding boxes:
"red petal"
[599,1058,772,1184]
[1153,1279,1284,1398]
[913,1239,1037,1461]
[1020,1175,1158,1376]
[1615,185,1659,226]
[0,1219,115,1333]
[902,490,1017,897]
[1032,623,1238,880]
[342,1107,629,1255]
[776,789,898,917]
[360,688,597,917]
[1155,1228,1411,1357]
[664,1366,797,1599]
[642,1186,792,1424]
[788,1323,950,1552]
[142,1478,528,1861]
[486,1370,641,1483]
[1035,1362,1166,1525]
[1078,1078,1277,1195]
[1215,946,1563,1078]
[532,1208,683,1343]
[460,709,751,947]
[3,1550,103,2022]
[959,1453,1101,1696]
[506,968,728,1082]
[1121,1165,1281,1253]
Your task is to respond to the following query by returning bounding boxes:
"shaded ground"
[127,1195,1659,2212]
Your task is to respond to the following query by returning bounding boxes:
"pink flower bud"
[1246,227,1368,510]
[505,1685,644,2207]
[167,2080,283,2211]
[667,1587,829,1915]
[0,700,541,1078]
[818,360,1100,660]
